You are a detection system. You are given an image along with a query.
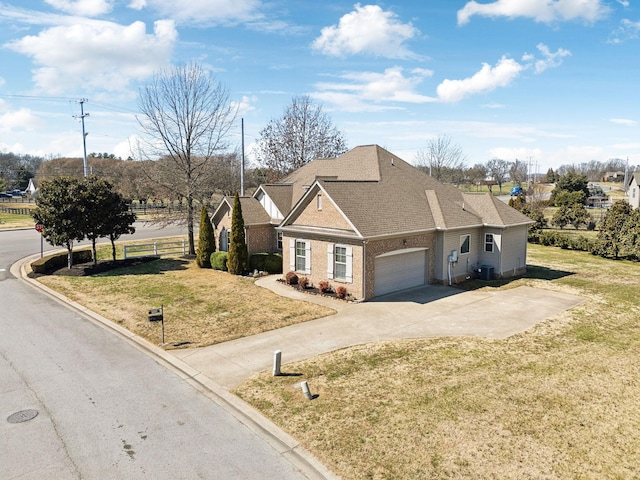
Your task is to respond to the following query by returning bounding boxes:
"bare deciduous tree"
[486,158,510,193]
[415,135,467,183]
[509,159,528,186]
[137,63,237,255]
[254,95,348,181]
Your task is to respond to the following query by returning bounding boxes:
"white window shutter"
[289,239,295,271]
[345,246,353,282]
[304,242,311,274]
[327,244,334,279]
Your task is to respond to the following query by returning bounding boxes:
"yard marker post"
[301,381,313,400]
[273,350,282,376]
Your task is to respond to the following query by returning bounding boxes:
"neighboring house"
[626,172,640,209]
[213,145,534,300]
[603,171,625,182]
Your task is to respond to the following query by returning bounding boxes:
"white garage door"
[374,249,427,297]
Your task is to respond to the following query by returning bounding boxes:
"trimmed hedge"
[210,251,228,271]
[249,253,283,274]
[31,249,93,274]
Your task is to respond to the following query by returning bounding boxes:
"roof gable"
[212,196,271,227]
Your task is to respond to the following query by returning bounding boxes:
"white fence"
[123,240,188,259]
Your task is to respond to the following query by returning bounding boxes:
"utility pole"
[241,118,245,196]
[75,99,90,177]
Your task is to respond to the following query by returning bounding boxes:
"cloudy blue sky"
[0,0,639,173]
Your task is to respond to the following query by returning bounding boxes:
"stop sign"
[35,223,43,233]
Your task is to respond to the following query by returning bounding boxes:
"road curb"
[12,254,339,480]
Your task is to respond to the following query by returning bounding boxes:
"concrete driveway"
[174,277,585,389]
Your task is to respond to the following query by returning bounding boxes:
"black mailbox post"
[148,305,165,344]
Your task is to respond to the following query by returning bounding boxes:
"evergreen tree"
[620,207,640,259]
[196,205,215,268]
[227,193,248,275]
[595,200,632,258]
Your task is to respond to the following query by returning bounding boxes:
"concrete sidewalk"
[173,276,585,389]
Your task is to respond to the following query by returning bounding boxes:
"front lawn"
[235,244,640,479]
[37,258,335,348]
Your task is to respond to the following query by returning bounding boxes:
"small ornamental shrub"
[336,285,347,299]
[298,276,310,289]
[249,253,283,274]
[210,251,228,271]
[285,271,298,285]
[318,280,331,293]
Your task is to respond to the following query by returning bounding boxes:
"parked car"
[0,192,13,198]
[11,190,25,197]
[510,185,523,196]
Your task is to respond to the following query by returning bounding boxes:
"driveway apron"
[173,277,585,389]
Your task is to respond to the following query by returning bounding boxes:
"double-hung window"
[296,241,306,272]
[327,244,353,282]
[290,239,311,274]
[277,231,283,251]
[334,246,347,280]
[485,233,494,253]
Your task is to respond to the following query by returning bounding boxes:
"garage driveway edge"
[173,275,586,389]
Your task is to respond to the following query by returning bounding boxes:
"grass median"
[235,244,640,479]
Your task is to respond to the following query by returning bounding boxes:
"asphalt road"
[0,225,319,479]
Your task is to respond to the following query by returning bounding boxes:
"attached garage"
[374,248,428,297]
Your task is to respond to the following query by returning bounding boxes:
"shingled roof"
[212,196,271,227]
[282,145,533,238]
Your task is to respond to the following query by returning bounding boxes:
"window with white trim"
[334,246,347,279]
[290,239,311,274]
[277,231,283,250]
[484,233,494,253]
[460,234,470,254]
[317,194,323,210]
[327,244,353,282]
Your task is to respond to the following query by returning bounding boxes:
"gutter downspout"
[363,240,368,300]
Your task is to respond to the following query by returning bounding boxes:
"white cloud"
[143,0,262,26]
[5,20,177,94]
[609,18,640,44]
[610,118,638,126]
[437,57,523,103]
[617,0,630,7]
[437,45,569,103]
[312,4,419,59]
[44,0,113,17]
[0,106,43,131]
[530,43,571,73]
[312,66,436,112]
[457,0,609,25]
[128,0,147,10]
[232,95,256,117]
[550,145,607,164]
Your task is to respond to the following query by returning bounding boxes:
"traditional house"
[213,145,533,300]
